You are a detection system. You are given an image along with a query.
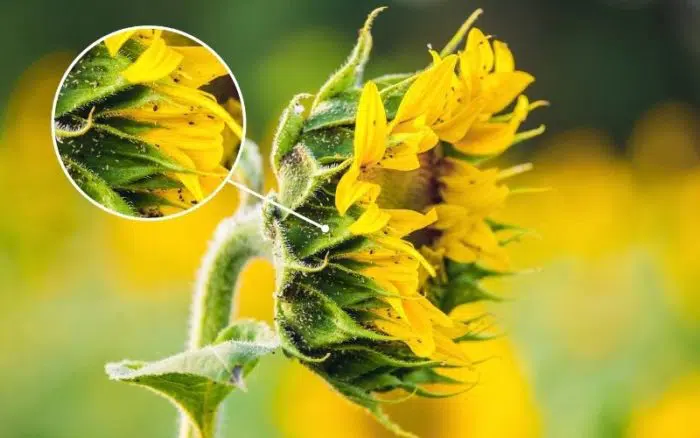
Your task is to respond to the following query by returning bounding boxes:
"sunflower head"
[264,8,545,435]
[54,28,243,218]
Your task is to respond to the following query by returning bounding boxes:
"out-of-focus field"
[1,1,698,437]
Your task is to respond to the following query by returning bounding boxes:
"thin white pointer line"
[228,180,330,233]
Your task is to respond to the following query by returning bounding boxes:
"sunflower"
[54,28,242,218]
[104,9,547,438]
[262,8,546,434]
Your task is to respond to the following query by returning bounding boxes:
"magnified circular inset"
[52,26,246,220]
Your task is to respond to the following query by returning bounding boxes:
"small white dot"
[321,225,330,233]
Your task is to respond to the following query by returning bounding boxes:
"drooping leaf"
[106,320,278,438]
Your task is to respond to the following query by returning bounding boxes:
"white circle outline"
[50,25,248,222]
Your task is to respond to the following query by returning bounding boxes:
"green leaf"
[62,156,136,216]
[106,320,278,438]
[310,7,384,109]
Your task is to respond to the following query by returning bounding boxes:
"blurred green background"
[1,0,699,437]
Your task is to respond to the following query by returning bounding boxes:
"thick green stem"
[178,203,272,438]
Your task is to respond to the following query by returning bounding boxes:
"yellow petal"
[493,40,515,73]
[122,37,184,84]
[439,160,510,217]
[438,220,508,268]
[392,55,458,126]
[171,46,229,89]
[465,28,494,76]
[404,299,436,349]
[432,204,472,230]
[452,95,529,155]
[183,142,224,171]
[334,166,380,215]
[386,208,437,237]
[153,84,243,139]
[433,95,486,143]
[159,145,204,201]
[354,81,388,166]
[417,296,454,328]
[104,30,136,57]
[390,116,439,154]
[433,330,471,364]
[375,318,434,358]
[481,71,534,114]
[375,236,436,277]
[349,203,391,235]
[138,116,225,150]
[379,142,420,171]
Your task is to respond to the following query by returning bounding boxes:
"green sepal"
[310,7,384,110]
[55,41,139,117]
[62,156,136,216]
[304,92,359,132]
[114,174,182,191]
[120,191,190,213]
[276,279,394,350]
[106,320,278,438]
[58,128,196,187]
[297,262,400,307]
[271,93,311,173]
[299,126,354,164]
[325,378,418,438]
[319,344,435,381]
[453,313,501,343]
[276,144,323,211]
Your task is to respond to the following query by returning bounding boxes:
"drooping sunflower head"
[264,8,545,435]
[53,28,243,218]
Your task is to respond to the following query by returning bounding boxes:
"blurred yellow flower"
[0,53,86,289]
[627,373,700,438]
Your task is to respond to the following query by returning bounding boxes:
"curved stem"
[178,203,272,438]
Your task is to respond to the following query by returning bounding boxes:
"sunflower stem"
[178,202,273,438]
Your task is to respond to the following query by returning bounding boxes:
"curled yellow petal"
[349,203,391,235]
[104,30,136,57]
[153,84,243,139]
[334,165,380,215]
[122,37,183,84]
[452,95,530,156]
[465,27,494,77]
[171,46,229,89]
[493,40,515,73]
[159,145,204,201]
[385,208,437,237]
[481,71,534,115]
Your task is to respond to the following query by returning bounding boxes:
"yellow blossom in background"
[0,53,87,289]
[627,373,700,438]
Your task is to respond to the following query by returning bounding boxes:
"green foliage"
[106,320,278,438]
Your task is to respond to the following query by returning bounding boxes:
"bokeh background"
[1,0,698,437]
